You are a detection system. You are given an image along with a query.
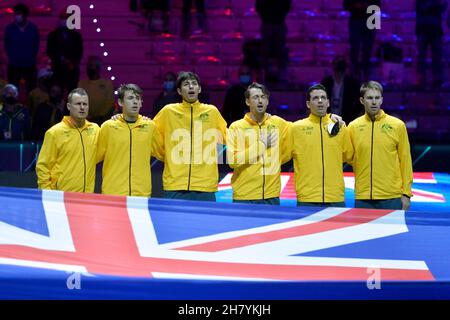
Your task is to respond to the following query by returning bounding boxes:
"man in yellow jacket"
[36,88,99,192]
[348,81,413,210]
[96,83,163,197]
[227,82,291,205]
[290,84,354,207]
[153,71,227,201]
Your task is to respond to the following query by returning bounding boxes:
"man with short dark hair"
[348,81,413,210]
[97,83,163,197]
[36,88,99,192]
[153,71,227,201]
[289,84,353,207]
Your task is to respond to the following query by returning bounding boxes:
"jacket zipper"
[370,120,374,200]
[259,124,265,200]
[77,128,86,192]
[128,123,132,196]
[320,117,325,203]
[187,105,193,191]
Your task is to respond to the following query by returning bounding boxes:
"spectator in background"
[181,0,208,38]
[47,10,83,93]
[256,0,291,84]
[3,3,40,94]
[31,83,64,141]
[321,55,362,124]
[0,84,31,141]
[141,0,170,33]
[222,65,253,125]
[343,0,380,81]
[28,68,52,120]
[415,0,448,89]
[152,71,180,117]
[78,56,114,125]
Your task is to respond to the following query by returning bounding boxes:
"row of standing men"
[36,71,413,210]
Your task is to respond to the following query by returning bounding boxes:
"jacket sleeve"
[216,109,227,146]
[36,130,57,189]
[341,125,354,164]
[226,125,266,169]
[150,120,165,161]
[96,123,108,163]
[398,123,413,197]
[346,123,356,166]
[280,120,293,164]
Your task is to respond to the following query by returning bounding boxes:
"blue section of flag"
[0,187,49,236]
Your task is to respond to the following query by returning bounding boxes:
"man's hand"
[260,130,278,149]
[401,195,411,210]
[330,114,346,127]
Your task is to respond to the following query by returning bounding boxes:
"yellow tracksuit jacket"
[96,115,164,197]
[153,100,227,192]
[290,113,353,203]
[36,116,99,192]
[227,113,291,200]
[348,110,413,200]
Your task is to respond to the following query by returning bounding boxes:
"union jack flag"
[2,186,448,286]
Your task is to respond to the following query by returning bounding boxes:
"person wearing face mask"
[348,81,413,210]
[78,56,114,125]
[31,84,64,141]
[151,71,180,117]
[96,83,164,197]
[0,84,31,141]
[321,55,362,125]
[221,65,253,125]
[46,10,83,92]
[4,3,40,94]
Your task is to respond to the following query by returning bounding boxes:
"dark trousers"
[349,19,376,79]
[417,33,444,85]
[260,23,288,67]
[7,64,37,94]
[233,197,280,205]
[355,198,402,210]
[52,62,80,93]
[297,201,346,208]
[164,190,216,202]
